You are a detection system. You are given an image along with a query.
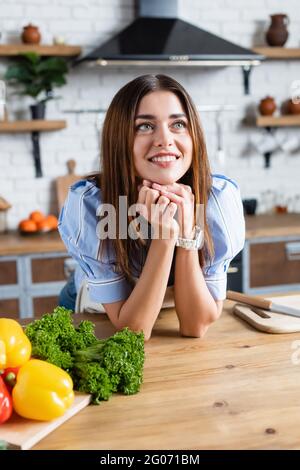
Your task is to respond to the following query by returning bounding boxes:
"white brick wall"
[0,0,300,228]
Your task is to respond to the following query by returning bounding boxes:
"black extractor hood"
[75,0,264,93]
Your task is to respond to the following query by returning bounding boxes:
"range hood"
[75,0,264,93]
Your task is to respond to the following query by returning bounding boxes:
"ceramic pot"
[259,96,277,116]
[30,102,46,119]
[287,98,300,115]
[266,14,289,47]
[21,24,41,44]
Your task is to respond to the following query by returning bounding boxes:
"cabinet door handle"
[228,266,239,274]
[285,242,300,261]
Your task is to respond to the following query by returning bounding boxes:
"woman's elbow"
[180,313,219,338]
[180,323,209,339]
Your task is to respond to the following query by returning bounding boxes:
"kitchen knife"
[227,290,300,318]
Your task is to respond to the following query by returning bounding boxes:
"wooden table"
[32,300,300,450]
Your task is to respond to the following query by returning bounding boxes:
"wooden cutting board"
[233,294,300,333]
[0,392,91,450]
[55,159,82,212]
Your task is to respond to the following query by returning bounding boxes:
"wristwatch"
[176,225,204,250]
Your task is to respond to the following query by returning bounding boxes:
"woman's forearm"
[118,239,176,339]
[174,248,219,337]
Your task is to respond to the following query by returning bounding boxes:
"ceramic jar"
[21,24,41,44]
[259,96,277,116]
[266,14,289,47]
[287,98,300,115]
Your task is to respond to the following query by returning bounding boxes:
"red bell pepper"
[0,375,13,423]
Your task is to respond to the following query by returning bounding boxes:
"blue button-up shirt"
[58,174,245,303]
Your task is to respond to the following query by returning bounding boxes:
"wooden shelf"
[256,115,300,127]
[0,44,81,57]
[0,120,67,132]
[253,47,300,59]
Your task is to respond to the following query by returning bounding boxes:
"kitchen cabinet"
[242,213,300,294]
[0,231,67,319]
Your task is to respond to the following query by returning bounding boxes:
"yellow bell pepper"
[12,359,74,421]
[0,340,6,369]
[0,318,31,369]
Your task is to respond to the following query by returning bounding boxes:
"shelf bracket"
[242,65,252,95]
[31,131,43,177]
[263,126,275,168]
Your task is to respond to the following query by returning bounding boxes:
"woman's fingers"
[165,201,178,217]
[152,182,186,197]
[137,186,161,221]
[157,189,183,205]
[156,195,170,211]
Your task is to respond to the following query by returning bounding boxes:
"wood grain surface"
[25,300,300,450]
[0,231,65,256]
[0,44,82,56]
[245,213,300,239]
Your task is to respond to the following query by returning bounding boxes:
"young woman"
[58,74,245,340]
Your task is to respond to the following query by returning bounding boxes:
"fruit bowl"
[18,211,58,236]
[19,228,58,236]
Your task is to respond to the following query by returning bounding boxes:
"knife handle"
[226,290,272,310]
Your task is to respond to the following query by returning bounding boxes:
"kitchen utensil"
[55,159,82,212]
[0,392,91,450]
[227,290,300,318]
[278,134,299,153]
[251,132,279,154]
[233,303,300,333]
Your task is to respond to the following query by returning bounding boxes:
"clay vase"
[21,24,41,44]
[266,14,289,47]
[287,98,300,115]
[259,96,277,116]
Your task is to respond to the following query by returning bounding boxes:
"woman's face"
[133,90,193,185]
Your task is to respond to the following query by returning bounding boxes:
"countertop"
[31,300,300,450]
[0,230,65,256]
[245,213,300,239]
[1,213,300,256]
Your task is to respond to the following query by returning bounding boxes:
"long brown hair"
[99,74,213,285]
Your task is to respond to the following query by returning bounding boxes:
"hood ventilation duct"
[75,0,264,93]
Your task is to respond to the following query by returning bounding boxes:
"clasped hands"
[136,179,195,240]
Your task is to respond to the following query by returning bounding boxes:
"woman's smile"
[148,151,181,168]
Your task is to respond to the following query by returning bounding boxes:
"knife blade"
[227,290,300,318]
